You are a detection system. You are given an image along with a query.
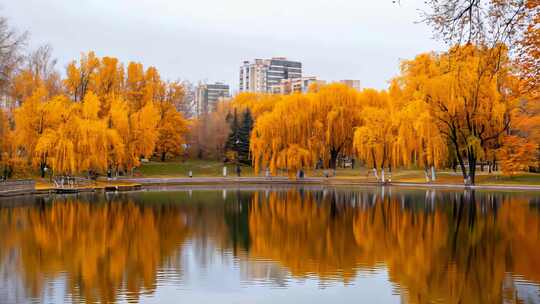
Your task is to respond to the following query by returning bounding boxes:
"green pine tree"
[225,109,240,160]
[225,109,253,165]
[237,109,253,165]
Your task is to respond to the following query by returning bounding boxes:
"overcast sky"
[3,0,444,92]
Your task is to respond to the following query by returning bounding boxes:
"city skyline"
[2,0,443,92]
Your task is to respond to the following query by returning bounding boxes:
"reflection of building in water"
[1,189,540,304]
[0,249,27,304]
[503,274,540,303]
[237,258,290,288]
[246,189,540,303]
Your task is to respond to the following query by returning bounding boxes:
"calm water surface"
[1,186,540,303]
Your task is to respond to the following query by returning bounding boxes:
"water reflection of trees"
[0,188,539,303]
[0,190,259,303]
[0,194,190,303]
[247,188,540,303]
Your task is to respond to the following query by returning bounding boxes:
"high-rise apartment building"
[269,76,326,95]
[195,82,230,116]
[239,59,268,93]
[239,57,302,93]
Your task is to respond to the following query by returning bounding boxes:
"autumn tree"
[5,50,190,177]
[13,87,60,176]
[518,0,539,91]
[64,51,100,102]
[392,69,448,181]
[10,45,61,105]
[230,92,281,119]
[0,109,14,178]
[155,103,188,161]
[353,90,397,181]
[422,0,539,97]
[250,94,317,176]
[188,101,231,160]
[312,84,362,169]
[497,135,538,175]
[397,45,516,184]
[421,0,529,46]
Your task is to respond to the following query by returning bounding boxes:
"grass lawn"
[137,159,540,185]
[137,159,255,177]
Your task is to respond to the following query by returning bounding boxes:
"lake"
[1,186,539,303]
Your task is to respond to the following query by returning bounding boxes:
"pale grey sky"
[2,0,443,92]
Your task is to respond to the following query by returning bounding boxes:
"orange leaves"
[395,44,521,182]
[276,144,312,178]
[497,135,539,175]
[81,91,100,119]
[249,83,361,175]
[353,89,400,171]
[5,51,190,176]
[131,102,160,158]
[155,103,188,161]
[0,199,190,303]
[64,51,100,102]
[230,92,281,119]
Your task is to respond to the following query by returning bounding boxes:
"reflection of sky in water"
[1,187,540,303]
[137,242,400,304]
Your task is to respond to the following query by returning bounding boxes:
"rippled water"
[1,186,540,303]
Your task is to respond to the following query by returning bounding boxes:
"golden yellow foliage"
[396,44,518,183]
[5,51,189,176]
[230,92,281,119]
[353,90,401,179]
[155,103,189,161]
[497,135,538,175]
[0,199,190,303]
[250,84,361,175]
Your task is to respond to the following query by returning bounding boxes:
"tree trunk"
[329,148,339,170]
[40,162,46,178]
[431,165,436,182]
[452,140,468,183]
[467,148,477,185]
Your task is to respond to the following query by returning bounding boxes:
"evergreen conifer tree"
[237,109,253,164]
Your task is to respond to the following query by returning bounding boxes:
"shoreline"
[2,177,540,199]
[121,177,540,191]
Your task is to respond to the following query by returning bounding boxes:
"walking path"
[119,176,540,191]
[2,176,540,199]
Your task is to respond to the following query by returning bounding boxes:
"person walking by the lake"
[236,165,241,177]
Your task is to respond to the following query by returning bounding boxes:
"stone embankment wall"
[0,180,36,196]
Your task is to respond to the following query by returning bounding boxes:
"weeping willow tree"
[396,44,516,184]
[310,84,362,169]
[6,51,189,177]
[33,92,126,176]
[250,83,362,176]
[250,94,316,177]
[353,90,402,182]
